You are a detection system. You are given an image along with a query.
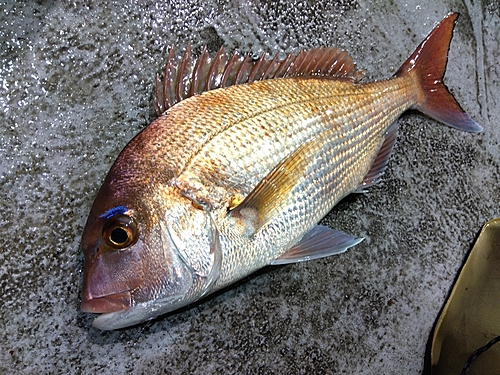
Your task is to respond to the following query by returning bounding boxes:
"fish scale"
[81,13,482,330]
[161,76,415,288]
[174,77,414,211]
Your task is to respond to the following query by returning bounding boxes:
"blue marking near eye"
[100,206,128,219]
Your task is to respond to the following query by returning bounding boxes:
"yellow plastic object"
[431,218,500,375]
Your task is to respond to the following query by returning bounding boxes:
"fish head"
[81,151,221,330]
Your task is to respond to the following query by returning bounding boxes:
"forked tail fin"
[395,12,482,132]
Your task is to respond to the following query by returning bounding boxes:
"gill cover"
[166,205,222,298]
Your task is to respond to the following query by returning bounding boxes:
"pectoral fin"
[270,225,364,265]
[230,139,317,236]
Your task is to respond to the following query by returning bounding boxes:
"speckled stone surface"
[1,1,499,374]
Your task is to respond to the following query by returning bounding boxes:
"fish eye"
[102,214,138,250]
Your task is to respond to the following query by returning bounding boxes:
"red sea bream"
[81,13,481,330]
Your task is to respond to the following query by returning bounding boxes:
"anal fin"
[270,225,364,265]
[355,121,399,193]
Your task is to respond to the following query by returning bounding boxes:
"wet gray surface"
[1,1,499,374]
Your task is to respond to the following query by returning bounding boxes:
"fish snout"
[81,238,144,314]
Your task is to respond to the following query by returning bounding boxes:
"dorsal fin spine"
[189,46,203,97]
[220,51,239,87]
[311,47,329,73]
[154,72,164,115]
[262,52,280,80]
[323,51,340,75]
[206,46,224,90]
[287,50,305,77]
[247,53,265,83]
[154,45,359,116]
[235,52,251,84]
[301,51,315,75]
[176,45,191,103]
[272,52,291,79]
[164,46,176,109]
[199,48,210,92]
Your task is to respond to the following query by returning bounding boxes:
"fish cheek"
[85,241,145,301]
[129,224,195,307]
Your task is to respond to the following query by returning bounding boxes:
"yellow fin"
[229,139,317,237]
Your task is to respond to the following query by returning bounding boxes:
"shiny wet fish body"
[81,13,481,330]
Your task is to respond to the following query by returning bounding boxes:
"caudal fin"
[395,12,482,132]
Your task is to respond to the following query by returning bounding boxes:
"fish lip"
[90,294,191,330]
[81,291,131,314]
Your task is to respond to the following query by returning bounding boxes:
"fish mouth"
[84,294,190,330]
[81,291,131,314]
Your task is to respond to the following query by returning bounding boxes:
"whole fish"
[81,13,481,330]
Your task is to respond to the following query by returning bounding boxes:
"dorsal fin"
[154,46,359,116]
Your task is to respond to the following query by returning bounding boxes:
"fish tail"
[395,12,482,132]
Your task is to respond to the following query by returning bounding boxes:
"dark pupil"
[110,227,129,245]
